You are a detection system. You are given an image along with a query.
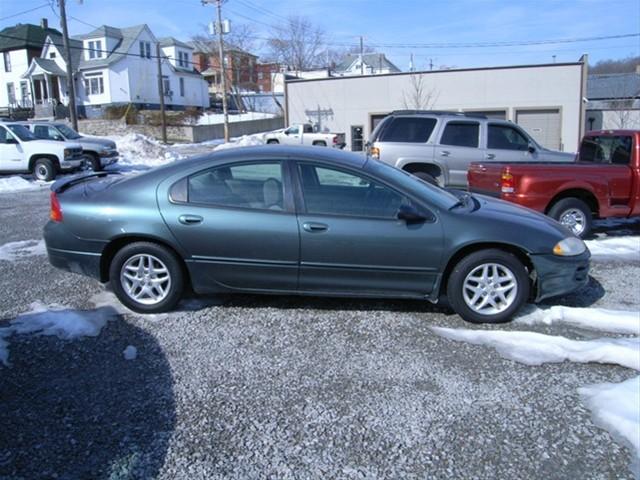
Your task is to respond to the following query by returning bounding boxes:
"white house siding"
[125,28,158,105]
[0,50,31,107]
[108,62,130,104]
[286,62,586,152]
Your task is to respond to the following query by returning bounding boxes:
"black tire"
[413,171,438,186]
[109,242,184,313]
[548,198,592,238]
[32,158,56,181]
[447,249,530,324]
[266,139,279,144]
[88,152,103,171]
[312,140,327,147]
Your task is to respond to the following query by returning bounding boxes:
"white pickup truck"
[0,122,85,181]
[264,124,346,148]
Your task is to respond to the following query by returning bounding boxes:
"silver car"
[22,122,119,171]
[368,111,574,187]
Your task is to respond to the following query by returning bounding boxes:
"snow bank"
[11,302,111,339]
[197,111,276,126]
[516,306,640,335]
[109,133,183,170]
[579,376,640,476]
[214,132,266,151]
[586,236,640,261]
[431,327,640,370]
[0,239,46,262]
[0,176,46,193]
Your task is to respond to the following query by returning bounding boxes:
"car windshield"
[56,124,82,139]
[366,159,459,208]
[6,124,37,142]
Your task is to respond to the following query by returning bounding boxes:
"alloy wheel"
[120,254,172,305]
[462,263,518,315]
[559,208,586,236]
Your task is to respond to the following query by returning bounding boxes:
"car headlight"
[553,237,586,256]
[63,148,70,158]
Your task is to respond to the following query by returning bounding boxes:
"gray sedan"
[43,146,590,323]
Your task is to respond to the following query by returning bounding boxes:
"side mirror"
[397,203,425,223]
[284,130,290,135]
[527,143,536,153]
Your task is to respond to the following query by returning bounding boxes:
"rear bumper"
[44,221,104,280]
[531,251,590,302]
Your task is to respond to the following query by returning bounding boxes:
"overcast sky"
[1,0,639,71]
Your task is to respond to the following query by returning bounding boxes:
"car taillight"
[332,135,338,144]
[50,192,63,222]
[370,146,380,159]
[501,170,515,194]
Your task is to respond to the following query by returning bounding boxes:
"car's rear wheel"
[32,158,56,181]
[447,249,529,324]
[413,171,438,186]
[110,242,184,313]
[88,152,103,171]
[266,139,279,144]
[548,198,592,238]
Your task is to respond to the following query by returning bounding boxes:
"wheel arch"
[545,189,599,216]
[28,154,60,172]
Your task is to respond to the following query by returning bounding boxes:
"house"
[0,19,61,112]
[21,23,209,118]
[586,69,640,130]
[333,53,401,76]
[191,41,258,95]
[255,62,280,92]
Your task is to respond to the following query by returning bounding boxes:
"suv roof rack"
[390,110,487,119]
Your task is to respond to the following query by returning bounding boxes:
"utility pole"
[203,0,229,142]
[58,0,77,130]
[156,43,167,143]
[359,36,364,75]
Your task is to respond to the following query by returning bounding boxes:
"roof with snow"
[70,24,151,70]
[588,73,640,100]
[159,37,193,50]
[74,25,123,40]
[335,53,401,73]
[0,23,62,52]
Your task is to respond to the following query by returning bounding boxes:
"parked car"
[44,146,589,323]
[21,122,119,171]
[368,110,574,187]
[264,124,346,148]
[467,130,640,238]
[0,122,85,181]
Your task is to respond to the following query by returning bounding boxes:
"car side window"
[488,125,529,150]
[286,126,300,135]
[33,125,49,139]
[299,163,406,219]
[378,117,437,143]
[184,162,285,210]
[579,135,632,165]
[303,124,314,133]
[440,121,479,148]
[0,126,12,143]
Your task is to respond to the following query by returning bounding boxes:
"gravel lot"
[0,187,638,479]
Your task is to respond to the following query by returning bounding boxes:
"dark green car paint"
[44,146,590,304]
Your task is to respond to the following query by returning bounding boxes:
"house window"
[145,42,151,59]
[19,81,29,106]
[88,40,103,59]
[258,72,263,80]
[139,41,151,59]
[162,77,171,97]
[178,51,189,67]
[179,77,185,97]
[3,52,11,72]
[83,73,104,95]
[50,52,56,59]
[139,41,145,58]
[6,83,16,105]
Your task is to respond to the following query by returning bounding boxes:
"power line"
[0,3,51,22]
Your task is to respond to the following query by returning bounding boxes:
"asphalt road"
[0,187,638,479]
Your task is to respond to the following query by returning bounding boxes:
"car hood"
[34,139,83,149]
[79,136,117,149]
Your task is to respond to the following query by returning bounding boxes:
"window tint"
[187,162,284,210]
[0,127,14,143]
[378,117,436,143]
[488,125,529,150]
[34,125,62,140]
[299,164,406,218]
[440,121,479,148]
[303,124,314,133]
[579,136,633,165]
[286,126,300,135]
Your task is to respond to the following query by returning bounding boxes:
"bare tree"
[605,98,638,129]
[266,16,325,71]
[590,56,640,74]
[401,73,439,110]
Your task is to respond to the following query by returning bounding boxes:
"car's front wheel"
[447,249,529,324]
[548,198,592,238]
[32,158,56,181]
[109,242,184,313]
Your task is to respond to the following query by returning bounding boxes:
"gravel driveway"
[0,188,638,479]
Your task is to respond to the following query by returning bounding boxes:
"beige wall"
[286,62,585,152]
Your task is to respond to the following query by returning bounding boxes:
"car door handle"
[302,222,328,232]
[440,150,450,157]
[485,153,496,160]
[178,214,203,225]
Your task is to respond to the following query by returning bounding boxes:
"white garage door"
[516,109,562,150]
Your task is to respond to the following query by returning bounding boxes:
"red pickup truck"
[467,130,640,237]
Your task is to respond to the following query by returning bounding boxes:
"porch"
[22,58,70,119]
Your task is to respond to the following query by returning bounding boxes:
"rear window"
[579,135,632,165]
[378,117,436,143]
[440,121,479,148]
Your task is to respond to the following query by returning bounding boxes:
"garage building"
[285,57,588,153]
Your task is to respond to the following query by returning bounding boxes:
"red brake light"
[332,135,338,144]
[501,170,515,194]
[50,192,63,222]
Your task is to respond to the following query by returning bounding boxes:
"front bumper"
[531,250,590,302]
[99,150,120,167]
[60,158,85,171]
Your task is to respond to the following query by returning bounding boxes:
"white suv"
[0,122,84,181]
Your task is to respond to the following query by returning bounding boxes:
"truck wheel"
[88,153,103,171]
[413,171,438,186]
[312,140,327,147]
[266,139,279,145]
[32,158,56,181]
[447,249,529,324]
[548,198,592,238]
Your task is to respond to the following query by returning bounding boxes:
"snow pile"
[579,377,640,476]
[586,236,640,261]
[110,133,183,169]
[431,327,639,370]
[214,132,267,151]
[197,111,276,126]
[0,176,46,193]
[516,306,640,335]
[0,239,46,262]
